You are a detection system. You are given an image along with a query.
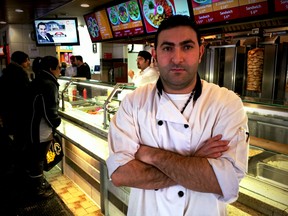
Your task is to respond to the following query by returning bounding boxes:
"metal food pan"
[262,154,288,164]
[257,162,288,188]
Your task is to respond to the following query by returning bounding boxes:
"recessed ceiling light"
[15,9,24,13]
[80,4,90,8]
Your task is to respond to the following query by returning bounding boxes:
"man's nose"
[171,48,184,64]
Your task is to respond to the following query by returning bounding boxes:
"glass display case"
[58,77,135,138]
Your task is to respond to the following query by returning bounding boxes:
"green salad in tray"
[118,4,129,23]
[109,7,118,25]
[128,1,140,21]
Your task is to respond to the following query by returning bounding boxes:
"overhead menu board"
[274,0,288,12]
[84,9,113,42]
[139,0,190,34]
[191,0,269,25]
[106,0,145,38]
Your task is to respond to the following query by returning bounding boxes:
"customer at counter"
[106,15,249,216]
[74,55,91,79]
[65,55,77,77]
[73,55,92,98]
[26,56,62,198]
[128,50,159,87]
[0,51,31,175]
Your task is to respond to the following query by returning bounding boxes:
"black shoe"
[41,177,52,190]
[29,176,54,199]
[34,186,55,199]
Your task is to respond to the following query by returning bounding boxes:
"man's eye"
[162,47,172,52]
[184,45,193,50]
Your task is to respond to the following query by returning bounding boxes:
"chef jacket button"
[178,191,184,197]
[184,124,189,128]
[158,120,163,126]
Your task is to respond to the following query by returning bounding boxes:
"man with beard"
[106,15,249,216]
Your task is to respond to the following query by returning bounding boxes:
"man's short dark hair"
[75,55,83,62]
[37,22,47,29]
[138,51,152,64]
[154,15,201,48]
[11,51,29,65]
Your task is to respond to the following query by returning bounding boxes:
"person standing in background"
[128,50,159,87]
[26,56,62,198]
[60,62,67,76]
[0,51,31,176]
[74,55,91,79]
[65,55,77,77]
[36,22,54,43]
[106,15,249,216]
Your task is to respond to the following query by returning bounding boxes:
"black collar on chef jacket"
[156,72,202,103]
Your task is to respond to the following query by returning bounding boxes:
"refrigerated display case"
[58,77,134,137]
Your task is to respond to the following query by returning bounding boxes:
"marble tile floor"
[45,167,264,216]
[44,166,103,216]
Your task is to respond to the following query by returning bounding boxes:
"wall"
[8,24,55,59]
[0,24,56,75]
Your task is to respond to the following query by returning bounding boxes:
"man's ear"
[198,44,205,63]
[151,48,157,62]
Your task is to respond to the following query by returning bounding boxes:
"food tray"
[262,154,288,171]
[256,162,288,189]
[249,146,264,158]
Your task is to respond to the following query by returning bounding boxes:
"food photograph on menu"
[106,0,145,38]
[139,0,190,34]
[84,9,113,42]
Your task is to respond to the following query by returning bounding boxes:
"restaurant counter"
[56,117,288,216]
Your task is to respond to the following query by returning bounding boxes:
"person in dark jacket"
[0,51,31,176]
[26,55,61,198]
[74,55,91,79]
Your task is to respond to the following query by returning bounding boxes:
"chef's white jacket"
[132,66,159,87]
[106,79,249,216]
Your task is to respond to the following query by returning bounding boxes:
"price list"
[95,9,113,40]
[191,0,268,25]
[107,1,144,39]
[274,0,288,12]
[238,0,268,17]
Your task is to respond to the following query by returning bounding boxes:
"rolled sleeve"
[207,158,240,202]
[207,125,248,202]
[106,152,134,178]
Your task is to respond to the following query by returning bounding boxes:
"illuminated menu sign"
[274,0,288,12]
[139,0,190,34]
[84,9,113,42]
[106,0,145,38]
[192,0,268,25]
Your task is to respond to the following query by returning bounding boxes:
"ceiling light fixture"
[80,4,90,8]
[15,9,24,13]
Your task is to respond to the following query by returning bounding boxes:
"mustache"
[170,65,186,70]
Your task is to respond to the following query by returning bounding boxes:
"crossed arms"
[110,134,229,196]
